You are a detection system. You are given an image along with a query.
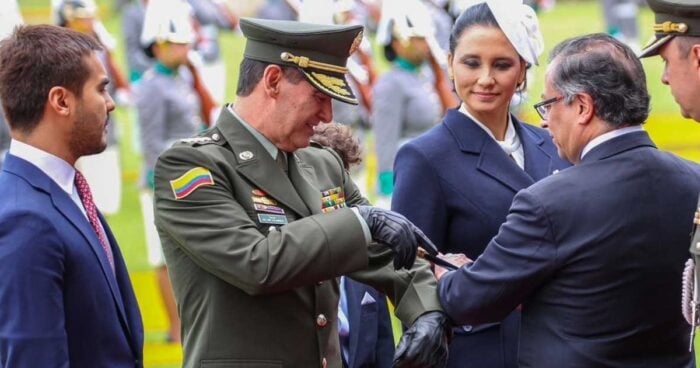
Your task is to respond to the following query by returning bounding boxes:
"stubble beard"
[68,103,108,159]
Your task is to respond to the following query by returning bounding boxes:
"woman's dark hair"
[448,3,499,55]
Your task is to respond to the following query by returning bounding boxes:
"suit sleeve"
[438,188,559,325]
[392,141,448,250]
[154,146,369,296]
[0,212,68,366]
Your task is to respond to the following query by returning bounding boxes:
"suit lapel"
[216,109,311,217]
[514,118,555,181]
[444,109,534,193]
[4,155,133,342]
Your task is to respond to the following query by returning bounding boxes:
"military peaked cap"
[639,0,700,58]
[239,17,364,105]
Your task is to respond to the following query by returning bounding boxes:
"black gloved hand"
[355,206,438,270]
[393,311,451,368]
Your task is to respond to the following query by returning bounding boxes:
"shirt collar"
[154,61,178,76]
[394,57,420,73]
[8,139,76,195]
[458,103,517,144]
[580,125,644,160]
[227,105,278,159]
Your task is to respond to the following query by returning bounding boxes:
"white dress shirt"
[8,139,111,245]
[459,104,525,169]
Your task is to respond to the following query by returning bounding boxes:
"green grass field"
[15,0,700,366]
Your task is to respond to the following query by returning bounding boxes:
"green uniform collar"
[227,106,278,159]
[154,62,178,76]
[394,57,420,72]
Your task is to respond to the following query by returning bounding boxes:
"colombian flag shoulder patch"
[169,167,214,200]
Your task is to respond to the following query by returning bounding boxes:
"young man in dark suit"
[0,25,143,367]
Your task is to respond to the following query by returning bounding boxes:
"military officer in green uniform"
[153,18,451,368]
[639,0,700,351]
[639,0,700,122]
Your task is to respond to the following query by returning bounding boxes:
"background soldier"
[638,0,700,349]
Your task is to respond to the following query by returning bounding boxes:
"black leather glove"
[393,311,451,368]
[355,206,438,270]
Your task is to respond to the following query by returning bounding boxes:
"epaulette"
[179,132,225,147]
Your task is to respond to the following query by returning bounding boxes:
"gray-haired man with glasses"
[436,33,700,367]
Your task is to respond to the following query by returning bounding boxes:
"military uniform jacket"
[153,107,441,368]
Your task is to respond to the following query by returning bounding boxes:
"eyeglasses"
[533,95,564,120]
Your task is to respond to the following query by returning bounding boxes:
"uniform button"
[316,314,327,327]
[212,133,220,141]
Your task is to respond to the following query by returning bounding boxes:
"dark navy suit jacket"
[439,131,698,367]
[393,109,569,367]
[0,154,143,367]
[343,278,394,368]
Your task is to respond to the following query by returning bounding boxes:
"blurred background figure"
[392,1,569,367]
[372,0,457,207]
[0,0,23,170]
[601,0,641,51]
[122,0,152,83]
[256,0,299,20]
[187,0,239,104]
[135,0,210,343]
[312,122,394,368]
[55,0,129,215]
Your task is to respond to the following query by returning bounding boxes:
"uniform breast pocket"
[200,359,283,368]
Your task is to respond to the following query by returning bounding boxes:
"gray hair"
[547,33,649,127]
[676,36,700,59]
[236,57,305,97]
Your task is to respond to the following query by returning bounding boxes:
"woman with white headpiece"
[392,1,569,366]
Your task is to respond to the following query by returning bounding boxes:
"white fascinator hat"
[460,0,544,66]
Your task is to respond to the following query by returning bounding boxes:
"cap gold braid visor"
[240,17,362,105]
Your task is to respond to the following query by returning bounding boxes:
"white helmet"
[55,0,96,27]
[140,0,194,51]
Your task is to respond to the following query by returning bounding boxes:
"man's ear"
[262,64,284,98]
[46,86,72,117]
[576,93,595,125]
[692,44,700,75]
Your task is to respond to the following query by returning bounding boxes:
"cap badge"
[311,72,350,96]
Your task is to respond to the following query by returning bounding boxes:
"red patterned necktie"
[74,170,115,272]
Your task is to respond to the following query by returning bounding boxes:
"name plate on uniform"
[258,213,288,225]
